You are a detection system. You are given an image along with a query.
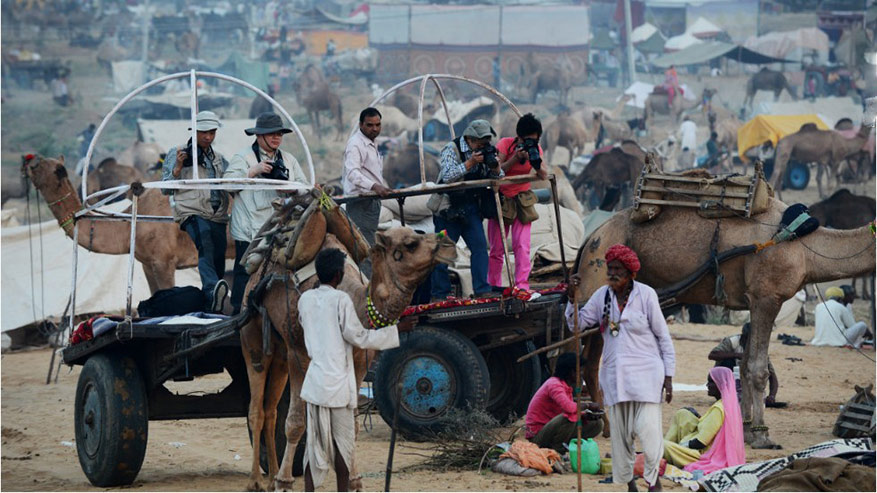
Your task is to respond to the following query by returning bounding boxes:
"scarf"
[684,367,745,474]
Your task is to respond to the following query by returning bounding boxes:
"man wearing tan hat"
[431,119,503,300]
[162,110,230,313]
[224,112,308,315]
[812,286,868,348]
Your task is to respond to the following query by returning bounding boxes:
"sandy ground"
[2,319,874,492]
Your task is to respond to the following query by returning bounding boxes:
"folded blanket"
[499,439,561,475]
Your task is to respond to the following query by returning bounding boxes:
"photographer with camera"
[162,111,231,313]
[430,119,503,301]
[488,113,547,292]
[224,112,308,315]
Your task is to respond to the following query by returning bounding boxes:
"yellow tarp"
[737,114,829,161]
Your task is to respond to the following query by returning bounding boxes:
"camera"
[517,137,542,170]
[261,158,290,181]
[182,142,207,168]
[479,144,499,169]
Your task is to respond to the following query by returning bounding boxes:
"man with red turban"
[566,244,676,492]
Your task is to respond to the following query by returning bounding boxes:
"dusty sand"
[2,320,874,492]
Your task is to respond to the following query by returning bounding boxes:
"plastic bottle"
[569,438,600,474]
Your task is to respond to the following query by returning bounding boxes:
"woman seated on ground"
[663,366,745,473]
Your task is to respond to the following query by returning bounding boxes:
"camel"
[23,155,232,294]
[571,147,643,208]
[772,124,873,200]
[644,88,715,127]
[542,110,594,166]
[572,198,876,448]
[117,141,166,177]
[85,158,146,204]
[241,211,457,491]
[382,142,440,188]
[593,110,632,146]
[521,53,573,105]
[390,92,420,119]
[742,68,797,110]
[374,105,419,137]
[293,81,344,140]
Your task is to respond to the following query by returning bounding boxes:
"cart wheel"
[74,353,148,487]
[374,327,489,438]
[484,341,541,423]
[784,160,810,190]
[247,388,305,476]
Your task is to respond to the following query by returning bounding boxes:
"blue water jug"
[569,438,600,474]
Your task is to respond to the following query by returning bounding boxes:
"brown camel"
[572,198,876,448]
[85,158,146,203]
[571,148,643,207]
[241,218,456,491]
[742,68,797,110]
[23,155,233,294]
[521,54,573,105]
[772,124,873,200]
[390,92,420,119]
[644,88,715,127]
[294,81,344,140]
[593,110,632,145]
[382,142,440,188]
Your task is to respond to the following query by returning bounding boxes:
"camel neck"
[801,225,876,284]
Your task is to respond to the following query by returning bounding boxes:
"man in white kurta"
[298,248,407,491]
[567,244,675,491]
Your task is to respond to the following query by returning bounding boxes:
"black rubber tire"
[74,352,148,487]
[374,326,490,438]
[783,160,810,190]
[247,387,305,476]
[484,340,542,423]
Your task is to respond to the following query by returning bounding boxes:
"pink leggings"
[487,217,532,290]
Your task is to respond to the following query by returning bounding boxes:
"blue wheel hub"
[787,164,808,189]
[399,355,456,418]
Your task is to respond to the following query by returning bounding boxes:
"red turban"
[605,244,640,273]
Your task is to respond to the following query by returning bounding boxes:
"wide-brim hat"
[462,119,496,140]
[188,110,222,131]
[245,112,293,136]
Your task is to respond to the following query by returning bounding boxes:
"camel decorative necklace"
[366,295,398,329]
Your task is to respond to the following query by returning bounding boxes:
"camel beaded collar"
[366,295,398,329]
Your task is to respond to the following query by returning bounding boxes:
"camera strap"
[251,141,286,171]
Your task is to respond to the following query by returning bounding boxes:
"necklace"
[609,284,633,337]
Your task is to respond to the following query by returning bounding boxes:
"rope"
[813,286,875,363]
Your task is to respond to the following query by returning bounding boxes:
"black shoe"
[211,279,229,313]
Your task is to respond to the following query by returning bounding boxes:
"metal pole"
[549,176,569,283]
[573,298,583,492]
[125,195,139,320]
[189,70,199,179]
[141,0,150,65]
[385,378,403,492]
[623,0,636,84]
[492,188,514,288]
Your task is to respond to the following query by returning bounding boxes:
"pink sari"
[683,367,745,474]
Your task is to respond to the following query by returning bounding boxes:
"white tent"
[686,17,723,39]
[664,32,703,52]
[1,202,201,333]
[623,81,655,109]
[631,22,660,44]
[751,97,863,128]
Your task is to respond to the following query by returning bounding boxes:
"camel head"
[22,154,68,193]
[369,227,456,302]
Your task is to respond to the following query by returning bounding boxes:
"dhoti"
[607,401,664,486]
[304,403,355,489]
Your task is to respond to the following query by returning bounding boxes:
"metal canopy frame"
[67,70,315,337]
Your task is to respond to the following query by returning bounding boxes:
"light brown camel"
[294,81,344,140]
[572,198,876,448]
[743,68,797,110]
[644,88,715,127]
[117,140,166,178]
[543,109,594,166]
[522,54,573,105]
[241,220,456,491]
[374,105,419,137]
[23,155,233,294]
[772,124,873,200]
[593,110,632,145]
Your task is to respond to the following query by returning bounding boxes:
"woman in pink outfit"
[683,366,746,475]
[488,113,547,291]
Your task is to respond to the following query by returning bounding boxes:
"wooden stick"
[516,326,601,363]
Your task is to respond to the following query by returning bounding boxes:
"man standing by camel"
[224,112,309,315]
[567,244,675,492]
[342,107,392,277]
[162,110,230,313]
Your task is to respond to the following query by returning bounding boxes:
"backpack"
[137,286,204,317]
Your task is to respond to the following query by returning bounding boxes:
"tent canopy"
[737,114,829,159]
[742,28,830,62]
[631,22,659,44]
[664,32,702,52]
[636,30,666,54]
[652,41,792,67]
[687,17,723,38]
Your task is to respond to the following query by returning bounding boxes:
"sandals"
[777,333,805,346]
